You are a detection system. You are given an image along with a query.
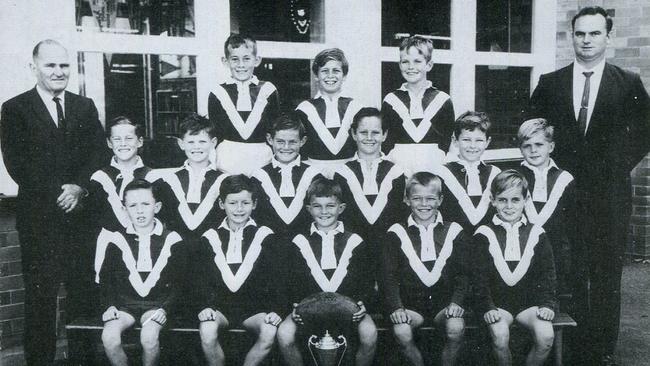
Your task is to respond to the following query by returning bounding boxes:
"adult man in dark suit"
[0,39,106,365]
[527,7,650,365]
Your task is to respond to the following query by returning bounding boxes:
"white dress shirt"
[572,59,606,131]
[36,85,65,127]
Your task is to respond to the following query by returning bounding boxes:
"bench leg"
[554,329,563,366]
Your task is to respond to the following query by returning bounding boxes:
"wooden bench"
[66,313,576,365]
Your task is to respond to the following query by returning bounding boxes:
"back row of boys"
[88,34,575,366]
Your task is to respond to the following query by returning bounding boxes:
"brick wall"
[556,0,650,258]
[0,200,24,350]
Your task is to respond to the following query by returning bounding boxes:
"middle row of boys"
[90,104,573,365]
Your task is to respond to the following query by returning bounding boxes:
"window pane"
[255,58,312,112]
[475,65,530,148]
[76,0,195,37]
[476,0,532,53]
[381,62,451,99]
[231,0,325,43]
[382,0,451,49]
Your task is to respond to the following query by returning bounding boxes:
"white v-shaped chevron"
[252,166,320,224]
[384,92,450,142]
[94,229,182,297]
[296,99,363,155]
[525,171,573,226]
[434,165,500,225]
[292,233,362,292]
[90,170,131,228]
[389,222,462,287]
[202,227,273,293]
[475,225,544,286]
[335,163,405,224]
[212,82,276,140]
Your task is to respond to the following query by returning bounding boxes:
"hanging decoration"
[289,0,310,35]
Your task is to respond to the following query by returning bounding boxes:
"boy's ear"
[266,133,273,146]
[176,136,185,150]
[300,135,307,147]
[425,59,434,72]
[218,197,225,210]
[154,201,162,214]
[137,136,144,148]
[337,202,346,213]
[221,56,228,66]
[549,141,555,154]
[254,55,262,67]
[210,137,218,146]
[106,138,113,149]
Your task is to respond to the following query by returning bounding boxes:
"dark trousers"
[19,216,98,366]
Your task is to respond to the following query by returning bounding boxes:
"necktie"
[53,97,66,129]
[577,71,594,135]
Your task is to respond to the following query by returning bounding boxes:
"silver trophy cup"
[307,330,347,366]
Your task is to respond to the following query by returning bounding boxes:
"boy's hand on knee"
[445,302,465,318]
[291,303,304,325]
[536,307,555,321]
[265,312,282,326]
[483,309,501,324]
[150,308,167,325]
[198,308,218,322]
[102,306,119,322]
[352,301,367,323]
[389,308,410,324]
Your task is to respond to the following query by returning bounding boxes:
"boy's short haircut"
[350,107,387,132]
[311,48,349,76]
[268,113,307,138]
[306,177,344,204]
[405,172,442,198]
[399,36,434,63]
[123,178,159,202]
[490,169,528,197]
[453,111,491,139]
[219,174,259,202]
[572,6,613,34]
[224,33,257,57]
[517,118,554,145]
[105,116,144,138]
[179,113,215,138]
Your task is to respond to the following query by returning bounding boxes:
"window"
[230,0,325,43]
[476,0,532,53]
[256,59,312,112]
[76,0,195,37]
[381,0,451,49]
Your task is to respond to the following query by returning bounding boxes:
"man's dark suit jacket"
[528,62,650,216]
[1,87,106,262]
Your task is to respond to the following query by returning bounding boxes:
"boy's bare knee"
[101,329,122,350]
[140,330,160,352]
[199,323,220,346]
[392,324,414,346]
[258,323,278,349]
[359,321,378,347]
[535,331,554,350]
[491,327,510,350]
[445,319,465,343]
[277,322,296,347]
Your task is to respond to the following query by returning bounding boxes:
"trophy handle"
[307,335,319,366]
[336,335,347,366]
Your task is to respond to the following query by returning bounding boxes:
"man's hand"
[536,307,555,321]
[389,308,411,324]
[483,309,501,324]
[265,312,282,327]
[198,308,219,322]
[291,303,304,325]
[352,301,367,323]
[445,302,465,318]
[102,306,119,322]
[57,184,85,213]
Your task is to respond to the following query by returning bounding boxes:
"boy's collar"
[353,152,385,163]
[315,91,343,102]
[219,217,257,232]
[310,221,344,235]
[126,218,163,236]
[183,160,214,172]
[271,156,301,168]
[398,80,433,93]
[492,214,527,227]
[226,75,259,85]
[111,156,144,171]
[408,213,443,228]
[456,159,483,169]
[521,158,558,172]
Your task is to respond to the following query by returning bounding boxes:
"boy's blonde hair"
[224,33,257,57]
[312,48,349,76]
[491,170,528,197]
[405,172,443,198]
[399,36,434,62]
[517,118,554,145]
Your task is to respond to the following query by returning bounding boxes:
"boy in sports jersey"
[95,179,186,366]
[208,34,281,174]
[436,111,500,232]
[473,170,557,366]
[196,175,282,366]
[250,114,321,239]
[382,35,455,174]
[295,48,363,164]
[381,172,469,366]
[277,177,377,366]
[515,118,577,298]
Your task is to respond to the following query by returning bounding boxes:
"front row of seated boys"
[93,111,565,366]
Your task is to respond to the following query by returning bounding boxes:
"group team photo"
[0,1,649,366]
